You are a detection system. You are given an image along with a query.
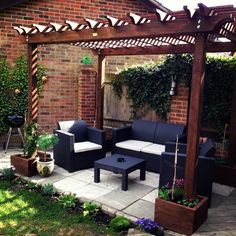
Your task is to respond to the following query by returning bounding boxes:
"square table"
[94,154,146,191]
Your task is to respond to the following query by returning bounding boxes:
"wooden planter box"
[154,196,208,235]
[213,164,236,187]
[10,154,37,177]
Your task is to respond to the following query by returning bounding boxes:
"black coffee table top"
[94,154,144,170]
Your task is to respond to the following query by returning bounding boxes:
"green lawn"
[0,180,113,236]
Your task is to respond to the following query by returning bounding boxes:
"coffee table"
[94,154,146,191]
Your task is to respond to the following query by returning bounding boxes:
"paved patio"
[1,148,236,236]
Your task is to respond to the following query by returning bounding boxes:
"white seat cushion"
[141,143,165,156]
[74,141,102,153]
[115,139,152,152]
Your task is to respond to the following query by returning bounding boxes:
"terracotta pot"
[154,196,208,235]
[10,154,37,177]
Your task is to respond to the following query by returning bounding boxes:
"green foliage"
[0,56,46,133]
[37,133,59,151]
[159,178,184,202]
[111,61,173,119]
[82,202,99,218]
[23,121,38,157]
[109,216,131,232]
[203,56,236,138]
[178,198,200,208]
[158,186,169,200]
[0,60,11,132]
[26,180,37,190]
[37,133,59,161]
[112,55,236,138]
[58,193,77,209]
[0,167,15,181]
[41,183,56,196]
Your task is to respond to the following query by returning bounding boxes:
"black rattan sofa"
[53,120,105,172]
[112,119,186,173]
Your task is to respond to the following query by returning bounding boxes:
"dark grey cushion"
[154,123,185,145]
[58,120,88,142]
[131,119,157,142]
[199,139,216,157]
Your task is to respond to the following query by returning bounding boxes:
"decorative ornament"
[14,88,21,95]
[41,76,48,83]
[81,56,92,65]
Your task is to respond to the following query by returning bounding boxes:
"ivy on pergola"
[14,3,236,199]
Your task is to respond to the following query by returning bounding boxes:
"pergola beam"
[26,14,233,44]
[98,42,236,56]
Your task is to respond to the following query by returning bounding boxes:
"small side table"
[94,154,146,191]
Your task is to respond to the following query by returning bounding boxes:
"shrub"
[41,183,56,196]
[109,216,131,232]
[82,202,99,218]
[58,193,77,209]
[0,167,15,181]
[26,180,37,190]
[0,56,46,133]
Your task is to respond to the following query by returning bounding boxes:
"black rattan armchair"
[53,120,105,172]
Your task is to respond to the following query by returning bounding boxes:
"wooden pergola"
[14,3,236,199]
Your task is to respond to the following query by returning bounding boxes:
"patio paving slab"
[72,183,112,200]
[135,172,159,188]
[141,189,159,203]
[53,177,89,193]
[123,199,154,219]
[96,183,154,210]
[28,173,64,185]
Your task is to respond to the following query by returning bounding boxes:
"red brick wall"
[78,66,97,126]
[169,82,189,125]
[0,0,152,135]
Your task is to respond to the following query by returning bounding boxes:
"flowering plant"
[159,178,200,207]
[136,218,163,236]
[159,178,184,201]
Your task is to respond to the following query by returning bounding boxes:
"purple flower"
[136,218,159,232]
[174,178,184,188]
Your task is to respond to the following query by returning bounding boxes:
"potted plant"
[154,137,208,235]
[10,122,38,177]
[155,179,208,235]
[36,133,59,177]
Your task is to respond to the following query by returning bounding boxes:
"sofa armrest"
[112,126,131,154]
[88,127,105,146]
[54,130,74,152]
[165,141,187,153]
[112,126,131,143]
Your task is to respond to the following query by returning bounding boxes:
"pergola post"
[27,43,38,122]
[184,34,206,199]
[227,72,236,165]
[95,54,105,129]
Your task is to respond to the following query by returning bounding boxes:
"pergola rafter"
[13,4,236,200]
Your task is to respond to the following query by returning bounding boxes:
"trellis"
[14,3,236,199]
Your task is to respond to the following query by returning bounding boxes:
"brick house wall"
[0,0,154,134]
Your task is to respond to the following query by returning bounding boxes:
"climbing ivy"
[203,56,236,137]
[111,54,236,138]
[0,55,46,133]
[111,55,192,120]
